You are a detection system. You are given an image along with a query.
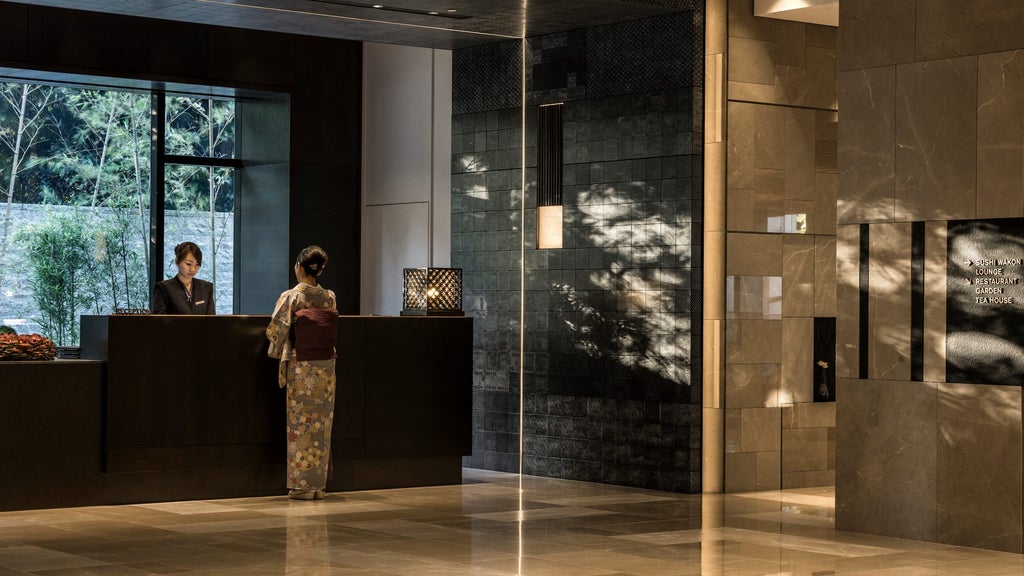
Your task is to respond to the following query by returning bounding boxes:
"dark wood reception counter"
[0,314,471,510]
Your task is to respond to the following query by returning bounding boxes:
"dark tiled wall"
[453,8,704,492]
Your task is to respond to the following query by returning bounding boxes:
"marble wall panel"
[727,233,782,276]
[923,222,947,384]
[783,236,815,317]
[813,173,837,236]
[894,57,977,222]
[835,225,860,378]
[740,408,781,452]
[728,80,774,104]
[792,402,835,428]
[728,0,774,41]
[805,45,838,111]
[774,20,805,67]
[726,319,781,364]
[728,275,781,318]
[753,170,785,232]
[783,469,834,489]
[815,110,838,173]
[726,363,780,408]
[784,108,816,201]
[782,428,828,472]
[917,1,1024,62]
[729,36,776,87]
[977,50,1024,219]
[756,450,781,490]
[937,383,1023,553]
[814,235,837,317]
[774,64,808,108]
[868,222,911,381]
[836,378,938,542]
[727,188,755,232]
[754,105,785,170]
[838,0,915,71]
[724,451,757,492]
[837,67,895,224]
[728,102,755,190]
[781,317,813,404]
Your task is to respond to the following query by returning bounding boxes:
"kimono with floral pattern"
[266,282,338,493]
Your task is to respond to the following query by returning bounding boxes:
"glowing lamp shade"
[537,205,563,249]
[401,267,464,316]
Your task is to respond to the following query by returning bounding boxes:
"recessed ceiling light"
[372,4,383,7]
[447,8,457,12]
[428,10,438,14]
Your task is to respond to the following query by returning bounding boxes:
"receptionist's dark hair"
[174,242,203,266]
[296,245,328,277]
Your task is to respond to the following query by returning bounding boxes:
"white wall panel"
[362,203,429,315]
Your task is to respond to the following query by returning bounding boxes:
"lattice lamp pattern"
[401,268,463,316]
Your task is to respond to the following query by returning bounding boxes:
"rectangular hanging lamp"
[537,103,563,249]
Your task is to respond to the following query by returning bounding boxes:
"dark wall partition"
[453,7,704,492]
[0,1,362,313]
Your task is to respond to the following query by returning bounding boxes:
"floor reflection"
[0,469,1022,575]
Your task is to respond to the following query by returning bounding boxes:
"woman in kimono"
[267,245,339,500]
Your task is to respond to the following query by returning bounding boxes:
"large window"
[0,82,236,345]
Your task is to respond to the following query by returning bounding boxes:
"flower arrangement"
[816,360,830,399]
[0,333,57,361]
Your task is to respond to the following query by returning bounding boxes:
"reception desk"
[0,314,471,510]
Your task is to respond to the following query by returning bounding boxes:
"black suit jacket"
[152,277,216,315]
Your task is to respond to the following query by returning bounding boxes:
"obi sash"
[293,308,339,361]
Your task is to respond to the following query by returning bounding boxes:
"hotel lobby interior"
[5,0,1024,574]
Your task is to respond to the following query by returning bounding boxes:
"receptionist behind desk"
[152,241,216,315]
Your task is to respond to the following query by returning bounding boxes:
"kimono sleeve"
[266,292,294,359]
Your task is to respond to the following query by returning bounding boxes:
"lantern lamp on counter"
[401,267,464,316]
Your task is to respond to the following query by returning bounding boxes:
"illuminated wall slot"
[537,103,563,249]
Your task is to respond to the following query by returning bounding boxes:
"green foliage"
[18,215,94,346]
[0,325,15,335]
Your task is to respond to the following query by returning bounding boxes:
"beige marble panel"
[783,469,835,489]
[977,50,1024,219]
[814,235,837,318]
[806,22,836,49]
[781,317,813,404]
[706,143,726,231]
[937,383,1022,553]
[793,402,835,428]
[774,64,808,108]
[741,403,778,453]
[728,275,778,318]
[783,236,815,317]
[782,428,829,472]
[726,363,780,408]
[869,222,912,381]
[813,172,837,237]
[727,101,755,190]
[838,0,915,71]
[727,188,755,232]
[729,36,776,86]
[836,225,860,378]
[724,451,757,492]
[784,108,816,201]
[726,319,781,364]
[754,104,785,170]
[815,110,838,173]
[728,0,774,41]
[754,171,785,232]
[774,20,805,67]
[706,55,726,146]
[705,319,725,411]
[782,200,813,235]
[923,222,947,384]
[894,57,977,222]
[917,1,1024,61]
[836,378,937,542]
[727,233,782,276]
[725,407,742,453]
[727,80,775,104]
[805,46,838,111]
[837,67,895,224]
[756,450,781,491]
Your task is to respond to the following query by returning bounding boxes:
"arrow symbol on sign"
[965,260,973,267]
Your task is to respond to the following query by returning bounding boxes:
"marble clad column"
[868,222,911,381]
[837,66,895,224]
[894,57,977,222]
[836,378,937,542]
[937,383,1023,553]
[977,50,1024,218]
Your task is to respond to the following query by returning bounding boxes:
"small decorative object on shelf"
[114,308,151,315]
[816,360,830,400]
[0,333,57,361]
[401,267,463,316]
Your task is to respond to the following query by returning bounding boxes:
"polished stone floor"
[1,468,1022,575]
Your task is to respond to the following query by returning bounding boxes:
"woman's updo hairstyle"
[174,242,203,266]
[296,245,328,278]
